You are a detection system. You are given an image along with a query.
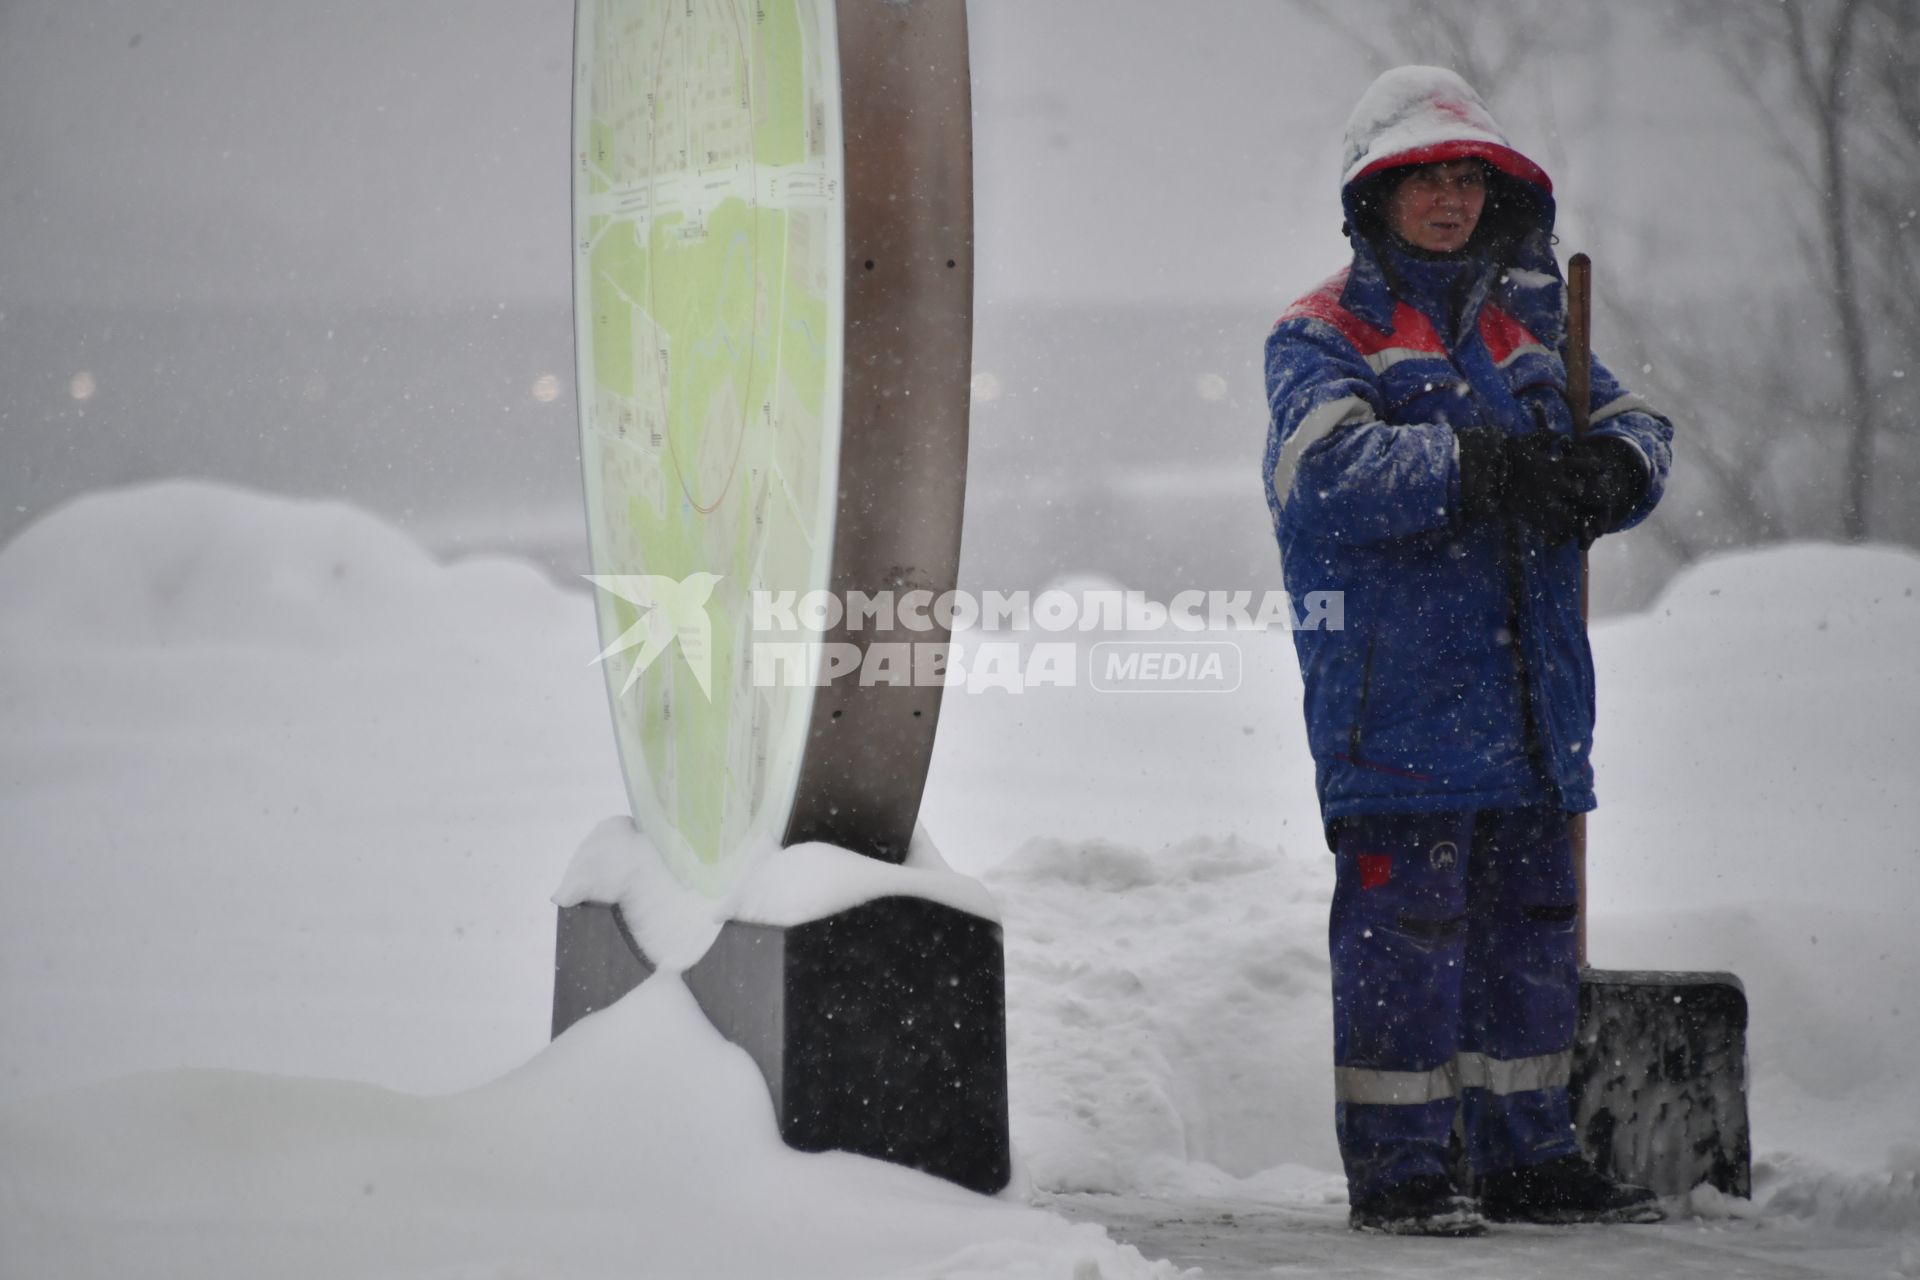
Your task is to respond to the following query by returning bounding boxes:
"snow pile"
[4,481,1919,1275]
[1760,1150,1920,1234]
[986,835,1341,1200]
[1589,542,1920,923]
[986,832,1920,1228]
[0,978,1177,1280]
[553,818,999,972]
[0,479,627,1100]
[1590,544,1920,1185]
[555,815,729,971]
[964,540,1920,1236]
[0,478,565,651]
[724,828,1000,931]
[0,481,1180,1280]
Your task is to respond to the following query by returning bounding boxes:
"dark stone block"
[552,901,654,1039]
[553,895,1011,1195]
[782,897,1010,1192]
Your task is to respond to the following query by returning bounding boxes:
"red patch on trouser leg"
[1358,854,1392,890]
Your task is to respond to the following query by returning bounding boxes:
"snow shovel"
[1563,253,1751,1200]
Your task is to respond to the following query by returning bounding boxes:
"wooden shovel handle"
[1567,255,1593,438]
[1567,253,1592,966]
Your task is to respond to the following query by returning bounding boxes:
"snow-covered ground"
[2,480,1917,1278]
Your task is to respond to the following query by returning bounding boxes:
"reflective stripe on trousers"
[1335,1049,1573,1106]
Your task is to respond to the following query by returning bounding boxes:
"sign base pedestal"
[554,895,1011,1195]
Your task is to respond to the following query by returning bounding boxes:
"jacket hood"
[1333,68,1566,347]
[1340,66,1552,194]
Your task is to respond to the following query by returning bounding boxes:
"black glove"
[1504,433,1649,547]
[1567,435,1651,546]
[1454,427,1513,523]
[1502,432,1583,543]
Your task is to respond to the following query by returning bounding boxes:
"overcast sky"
[0,0,573,310]
[0,1,1778,313]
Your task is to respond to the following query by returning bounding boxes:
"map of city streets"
[574,0,843,896]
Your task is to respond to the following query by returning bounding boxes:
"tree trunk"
[1802,0,1875,539]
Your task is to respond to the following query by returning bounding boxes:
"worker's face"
[1386,160,1488,253]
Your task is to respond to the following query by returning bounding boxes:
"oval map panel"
[573,0,972,897]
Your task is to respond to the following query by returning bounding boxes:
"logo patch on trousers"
[1358,854,1392,890]
[1428,840,1459,871]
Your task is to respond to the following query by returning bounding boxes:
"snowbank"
[3,483,1918,1275]
[553,817,999,973]
[0,978,1176,1280]
[986,831,1920,1230]
[0,478,566,650]
[0,481,1179,1280]
[1589,541,1920,920]
[962,540,1920,1230]
[986,835,1342,1198]
[0,480,626,1100]
[1590,543,1920,1183]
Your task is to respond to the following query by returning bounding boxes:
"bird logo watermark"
[583,580,1343,698]
[585,573,722,698]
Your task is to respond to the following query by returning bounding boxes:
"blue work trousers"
[1329,806,1582,1202]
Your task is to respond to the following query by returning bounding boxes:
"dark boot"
[1349,1174,1487,1237]
[1478,1155,1665,1225]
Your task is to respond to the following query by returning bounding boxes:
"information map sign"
[564,3,994,1190]
[574,0,846,897]
[573,0,973,897]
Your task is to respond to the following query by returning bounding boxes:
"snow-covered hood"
[1339,65,1551,195]
[1331,67,1566,357]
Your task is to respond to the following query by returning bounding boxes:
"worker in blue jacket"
[1263,66,1674,1236]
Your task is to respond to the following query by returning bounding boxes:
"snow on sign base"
[573,0,846,899]
[572,0,973,896]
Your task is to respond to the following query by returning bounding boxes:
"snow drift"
[2,480,1918,1277]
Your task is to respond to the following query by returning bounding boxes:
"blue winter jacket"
[1263,95,1673,828]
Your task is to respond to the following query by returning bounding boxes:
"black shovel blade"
[1571,969,1751,1199]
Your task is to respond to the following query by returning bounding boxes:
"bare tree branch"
[1289,0,1400,73]
[1286,0,1919,548]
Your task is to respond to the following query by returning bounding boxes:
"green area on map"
[575,0,840,895]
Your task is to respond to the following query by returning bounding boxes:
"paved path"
[1044,1193,1910,1278]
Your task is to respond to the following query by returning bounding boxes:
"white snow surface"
[3,479,1920,1277]
[553,819,999,972]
